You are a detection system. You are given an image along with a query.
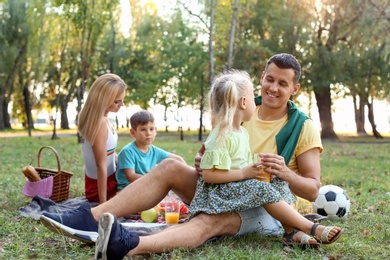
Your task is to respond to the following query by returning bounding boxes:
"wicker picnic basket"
[33,146,73,202]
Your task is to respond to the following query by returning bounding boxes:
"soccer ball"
[312,185,350,220]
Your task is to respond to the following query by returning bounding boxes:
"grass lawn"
[0,129,389,259]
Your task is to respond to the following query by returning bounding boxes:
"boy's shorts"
[236,206,284,237]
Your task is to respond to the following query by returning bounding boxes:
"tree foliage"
[0,0,388,139]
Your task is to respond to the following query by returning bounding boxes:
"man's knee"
[156,159,191,176]
[146,159,183,180]
[155,158,178,172]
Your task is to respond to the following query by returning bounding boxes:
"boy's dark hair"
[265,53,301,84]
[130,110,154,129]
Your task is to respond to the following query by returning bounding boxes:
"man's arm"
[194,143,205,173]
[260,148,321,202]
[291,148,321,201]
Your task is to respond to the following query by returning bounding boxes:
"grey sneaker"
[95,213,139,260]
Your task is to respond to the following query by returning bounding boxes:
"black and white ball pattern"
[312,185,350,220]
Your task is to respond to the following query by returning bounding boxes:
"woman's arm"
[92,121,109,203]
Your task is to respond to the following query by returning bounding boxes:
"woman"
[78,73,126,203]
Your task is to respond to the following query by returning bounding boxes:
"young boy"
[116,110,186,191]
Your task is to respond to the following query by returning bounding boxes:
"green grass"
[0,129,389,259]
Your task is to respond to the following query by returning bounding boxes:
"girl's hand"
[241,163,264,179]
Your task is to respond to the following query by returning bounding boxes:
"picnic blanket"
[20,196,170,236]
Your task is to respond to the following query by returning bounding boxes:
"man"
[41,53,325,258]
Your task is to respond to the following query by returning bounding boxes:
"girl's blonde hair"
[78,74,127,145]
[208,69,253,140]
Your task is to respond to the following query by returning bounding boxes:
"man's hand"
[260,151,321,201]
[259,153,290,180]
[194,143,205,174]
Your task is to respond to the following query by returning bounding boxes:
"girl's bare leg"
[264,201,342,241]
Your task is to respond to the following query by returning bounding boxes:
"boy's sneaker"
[40,202,98,243]
[95,213,139,260]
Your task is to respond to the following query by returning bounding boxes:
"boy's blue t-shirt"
[116,141,170,191]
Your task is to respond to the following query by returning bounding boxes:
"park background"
[0,0,389,140]
[1,0,390,259]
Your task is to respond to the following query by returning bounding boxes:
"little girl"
[189,69,344,247]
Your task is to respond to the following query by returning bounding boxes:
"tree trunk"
[0,98,6,130]
[179,126,184,141]
[1,99,12,129]
[0,44,27,130]
[367,99,382,139]
[364,59,382,138]
[353,94,366,135]
[3,101,11,129]
[314,87,338,139]
[51,92,60,140]
[77,4,91,144]
[60,100,70,130]
[76,5,87,143]
[76,86,84,143]
[198,73,204,142]
[164,106,169,132]
[109,14,116,73]
[226,0,239,70]
[22,85,34,136]
[60,77,76,130]
[208,0,215,84]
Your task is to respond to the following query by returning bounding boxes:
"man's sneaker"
[95,213,139,260]
[40,202,98,243]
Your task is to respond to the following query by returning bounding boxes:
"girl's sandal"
[310,223,344,244]
[282,229,320,249]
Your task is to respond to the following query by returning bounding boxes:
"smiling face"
[260,63,300,110]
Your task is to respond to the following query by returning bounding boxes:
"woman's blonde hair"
[208,69,253,141]
[78,74,127,144]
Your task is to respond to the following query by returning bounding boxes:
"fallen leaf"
[32,226,39,232]
[361,230,371,237]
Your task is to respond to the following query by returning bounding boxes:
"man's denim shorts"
[236,206,284,236]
